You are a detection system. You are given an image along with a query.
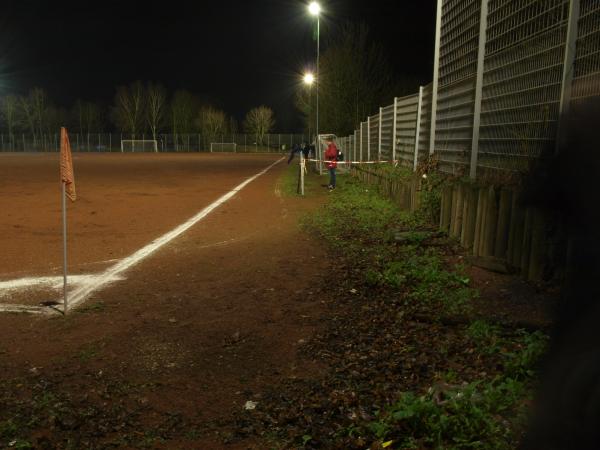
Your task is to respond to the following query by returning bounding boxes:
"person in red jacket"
[324,138,338,190]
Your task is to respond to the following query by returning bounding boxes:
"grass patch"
[363,328,548,449]
[305,175,474,314]
[365,378,527,449]
[304,176,421,259]
[300,171,548,449]
[0,419,18,440]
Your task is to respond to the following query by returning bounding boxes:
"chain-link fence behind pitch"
[0,133,307,153]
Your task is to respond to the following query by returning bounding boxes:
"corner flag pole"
[62,180,68,315]
[60,127,76,315]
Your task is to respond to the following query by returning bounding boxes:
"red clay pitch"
[0,152,282,305]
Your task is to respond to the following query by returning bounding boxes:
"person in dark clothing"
[287,143,300,164]
[301,142,310,160]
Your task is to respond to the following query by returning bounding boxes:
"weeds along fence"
[335,0,600,180]
[0,133,306,153]
[351,164,555,282]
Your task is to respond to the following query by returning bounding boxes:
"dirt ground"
[0,152,330,448]
[0,153,556,448]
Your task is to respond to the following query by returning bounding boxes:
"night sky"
[1,0,436,131]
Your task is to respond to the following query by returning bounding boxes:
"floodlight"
[308,2,321,16]
[303,73,315,85]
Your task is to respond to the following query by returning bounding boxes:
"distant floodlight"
[303,73,315,85]
[308,1,321,16]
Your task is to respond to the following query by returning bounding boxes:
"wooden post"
[520,208,533,276]
[473,188,486,256]
[462,186,478,250]
[494,188,512,259]
[482,186,498,257]
[528,208,546,280]
[440,186,452,232]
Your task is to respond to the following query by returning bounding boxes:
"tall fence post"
[378,107,383,161]
[392,97,398,163]
[469,0,489,179]
[414,86,424,172]
[429,0,443,156]
[359,126,362,162]
[367,116,371,161]
[556,0,581,153]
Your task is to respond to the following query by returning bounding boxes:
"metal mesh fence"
[354,130,359,161]
[478,0,569,173]
[368,115,379,161]
[0,133,306,153]
[331,0,599,179]
[394,93,421,168]
[417,83,434,165]
[360,122,368,161]
[433,0,481,175]
[380,104,394,161]
[572,0,600,108]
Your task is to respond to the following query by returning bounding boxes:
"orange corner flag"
[60,127,76,201]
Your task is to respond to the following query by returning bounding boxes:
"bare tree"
[19,94,37,138]
[300,22,402,135]
[15,88,55,147]
[73,100,103,135]
[29,87,48,137]
[146,82,167,141]
[111,81,145,136]
[294,85,315,139]
[0,95,19,136]
[170,90,197,135]
[229,116,239,134]
[197,106,226,142]
[243,106,275,145]
[45,106,69,134]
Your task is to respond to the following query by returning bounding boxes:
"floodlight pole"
[308,84,312,142]
[316,15,320,146]
[308,2,322,172]
[317,16,323,174]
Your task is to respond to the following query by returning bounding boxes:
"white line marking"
[0,274,124,295]
[195,237,240,250]
[59,157,284,312]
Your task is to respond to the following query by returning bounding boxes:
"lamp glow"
[303,73,315,85]
[308,1,321,16]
